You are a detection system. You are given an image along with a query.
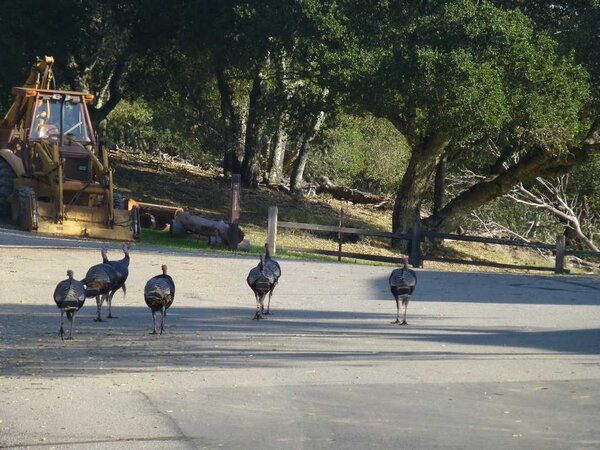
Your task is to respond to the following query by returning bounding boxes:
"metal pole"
[555,234,565,274]
[267,206,278,254]
[229,174,241,250]
[338,208,345,262]
[52,142,64,223]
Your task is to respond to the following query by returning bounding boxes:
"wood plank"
[278,221,410,240]
[566,250,600,258]
[282,247,404,264]
[425,256,555,272]
[423,230,555,249]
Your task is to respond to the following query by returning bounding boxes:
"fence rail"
[266,206,599,274]
[277,221,410,240]
[422,230,556,250]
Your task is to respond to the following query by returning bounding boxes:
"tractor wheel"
[15,186,38,231]
[0,157,16,217]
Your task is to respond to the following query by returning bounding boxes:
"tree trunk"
[391,133,451,243]
[424,146,556,232]
[289,141,310,194]
[290,111,325,194]
[267,122,287,184]
[267,55,290,185]
[433,156,447,214]
[241,72,263,187]
[216,67,243,175]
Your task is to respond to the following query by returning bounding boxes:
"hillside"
[107,149,582,274]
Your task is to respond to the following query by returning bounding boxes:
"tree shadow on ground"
[369,270,600,306]
[1,304,598,378]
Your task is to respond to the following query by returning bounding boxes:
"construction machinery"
[0,56,140,241]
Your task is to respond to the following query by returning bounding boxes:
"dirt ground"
[1,233,599,449]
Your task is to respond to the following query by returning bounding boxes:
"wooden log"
[316,176,388,205]
[131,201,183,229]
[171,211,245,245]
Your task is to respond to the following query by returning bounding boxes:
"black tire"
[0,157,16,217]
[15,186,37,231]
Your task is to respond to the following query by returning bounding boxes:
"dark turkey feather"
[144,274,175,311]
[247,265,276,293]
[145,266,175,335]
[247,254,279,319]
[104,244,131,295]
[389,267,417,296]
[53,271,86,340]
[388,259,417,325]
[54,278,86,311]
[83,263,118,297]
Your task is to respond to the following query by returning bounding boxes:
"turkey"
[82,258,119,322]
[99,242,132,319]
[389,255,417,325]
[53,270,86,340]
[247,254,277,320]
[262,243,281,315]
[144,264,175,335]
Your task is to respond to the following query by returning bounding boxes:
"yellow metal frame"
[1,56,140,241]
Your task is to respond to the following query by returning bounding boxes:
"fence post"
[267,206,278,254]
[409,220,422,268]
[338,208,345,261]
[555,234,565,274]
[228,174,242,250]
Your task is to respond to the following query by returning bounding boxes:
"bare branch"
[506,176,599,252]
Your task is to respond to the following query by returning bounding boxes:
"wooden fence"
[266,206,599,274]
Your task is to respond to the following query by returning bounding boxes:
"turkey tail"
[255,276,272,291]
[85,286,102,297]
[85,280,109,297]
[145,290,168,307]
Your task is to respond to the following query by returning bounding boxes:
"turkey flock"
[53,242,417,340]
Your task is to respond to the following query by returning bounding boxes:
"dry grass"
[111,149,587,274]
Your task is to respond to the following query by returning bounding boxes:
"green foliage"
[404,2,587,149]
[307,115,410,193]
[569,153,600,215]
[106,99,210,164]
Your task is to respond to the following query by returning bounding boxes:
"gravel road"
[1,228,599,449]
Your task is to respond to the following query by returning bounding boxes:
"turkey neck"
[118,252,130,268]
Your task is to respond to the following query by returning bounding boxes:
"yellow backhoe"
[0,56,140,241]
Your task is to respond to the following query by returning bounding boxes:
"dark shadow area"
[1,304,598,378]
[370,270,600,306]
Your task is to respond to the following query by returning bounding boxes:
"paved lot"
[1,228,599,449]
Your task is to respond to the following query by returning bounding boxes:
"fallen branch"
[316,177,390,205]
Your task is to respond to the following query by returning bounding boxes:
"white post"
[267,206,278,254]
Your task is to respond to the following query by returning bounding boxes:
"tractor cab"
[30,92,92,143]
[0,56,139,241]
[20,89,96,182]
